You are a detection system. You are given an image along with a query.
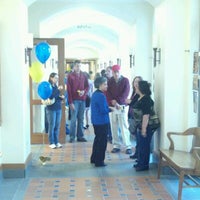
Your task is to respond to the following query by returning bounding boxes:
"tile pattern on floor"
[26,130,172,200]
[24,176,172,200]
[32,142,134,165]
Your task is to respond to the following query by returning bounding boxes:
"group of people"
[44,60,156,171]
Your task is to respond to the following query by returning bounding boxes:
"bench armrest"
[167,128,199,150]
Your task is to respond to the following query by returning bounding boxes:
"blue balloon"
[38,81,52,100]
[35,42,51,64]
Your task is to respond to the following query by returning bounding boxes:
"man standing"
[67,60,89,142]
[107,65,132,154]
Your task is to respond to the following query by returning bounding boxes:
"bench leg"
[178,171,184,200]
[157,153,162,179]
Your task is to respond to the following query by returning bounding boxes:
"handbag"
[148,107,160,131]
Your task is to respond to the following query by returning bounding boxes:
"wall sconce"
[129,54,135,68]
[117,58,121,66]
[25,33,33,66]
[153,48,161,67]
[25,47,32,66]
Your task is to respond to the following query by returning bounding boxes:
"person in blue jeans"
[67,60,89,142]
[90,76,114,167]
[132,81,154,171]
[46,72,65,149]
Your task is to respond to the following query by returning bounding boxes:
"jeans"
[69,100,85,140]
[46,109,62,145]
[137,127,154,167]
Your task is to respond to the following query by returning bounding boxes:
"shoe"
[130,154,138,159]
[77,137,87,142]
[133,164,139,168]
[135,166,149,171]
[56,143,62,148]
[125,149,132,154]
[69,139,75,143]
[111,148,120,153]
[49,144,56,149]
[95,163,107,167]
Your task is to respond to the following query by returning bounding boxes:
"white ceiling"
[27,0,164,59]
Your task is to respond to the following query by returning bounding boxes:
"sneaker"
[77,137,87,142]
[56,143,62,148]
[125,149,132,154]
[111,148,120,153]
[49,144,56,149]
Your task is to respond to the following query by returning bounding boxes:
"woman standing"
[90,77,113,167]
[126,76,142,159]
[132,80,154,171]
[46,72,65,149]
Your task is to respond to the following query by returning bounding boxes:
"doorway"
[30,38,66,144]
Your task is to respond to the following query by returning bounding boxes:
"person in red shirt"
[67,60,89,142]
[107,65,132,154]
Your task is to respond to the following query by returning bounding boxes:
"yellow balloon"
[29,61,44,83]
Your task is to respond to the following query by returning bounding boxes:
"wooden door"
[30,38,66,144]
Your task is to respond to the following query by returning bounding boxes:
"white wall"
[154,0,200,149]
[0,0,31,166]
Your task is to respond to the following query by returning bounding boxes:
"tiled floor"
[0,128,199,200]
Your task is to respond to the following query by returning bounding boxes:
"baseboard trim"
[1,152,32,178]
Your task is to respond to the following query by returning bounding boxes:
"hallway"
[0,128,199,200]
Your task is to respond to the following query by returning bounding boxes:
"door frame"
[30,38,66,144]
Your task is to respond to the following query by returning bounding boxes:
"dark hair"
[132,76,143,93]
[138,80,151,96]
[94,76,107,89]
[48,72,57,83]
[101,69,106,77]
[74,60,81,65]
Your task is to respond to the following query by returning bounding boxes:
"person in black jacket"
[126,76,143,159]
[46,72,65,149]
[132,80,154,171]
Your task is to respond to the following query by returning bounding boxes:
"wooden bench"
[157,127,200,200]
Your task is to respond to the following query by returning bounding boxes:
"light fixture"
[117,58,121,66]
[129,54,135,68]
[25,33,33,66]
[25,47,32,66]
[153,48,161,67]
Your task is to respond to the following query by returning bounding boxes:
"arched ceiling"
[27,0,164,60]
